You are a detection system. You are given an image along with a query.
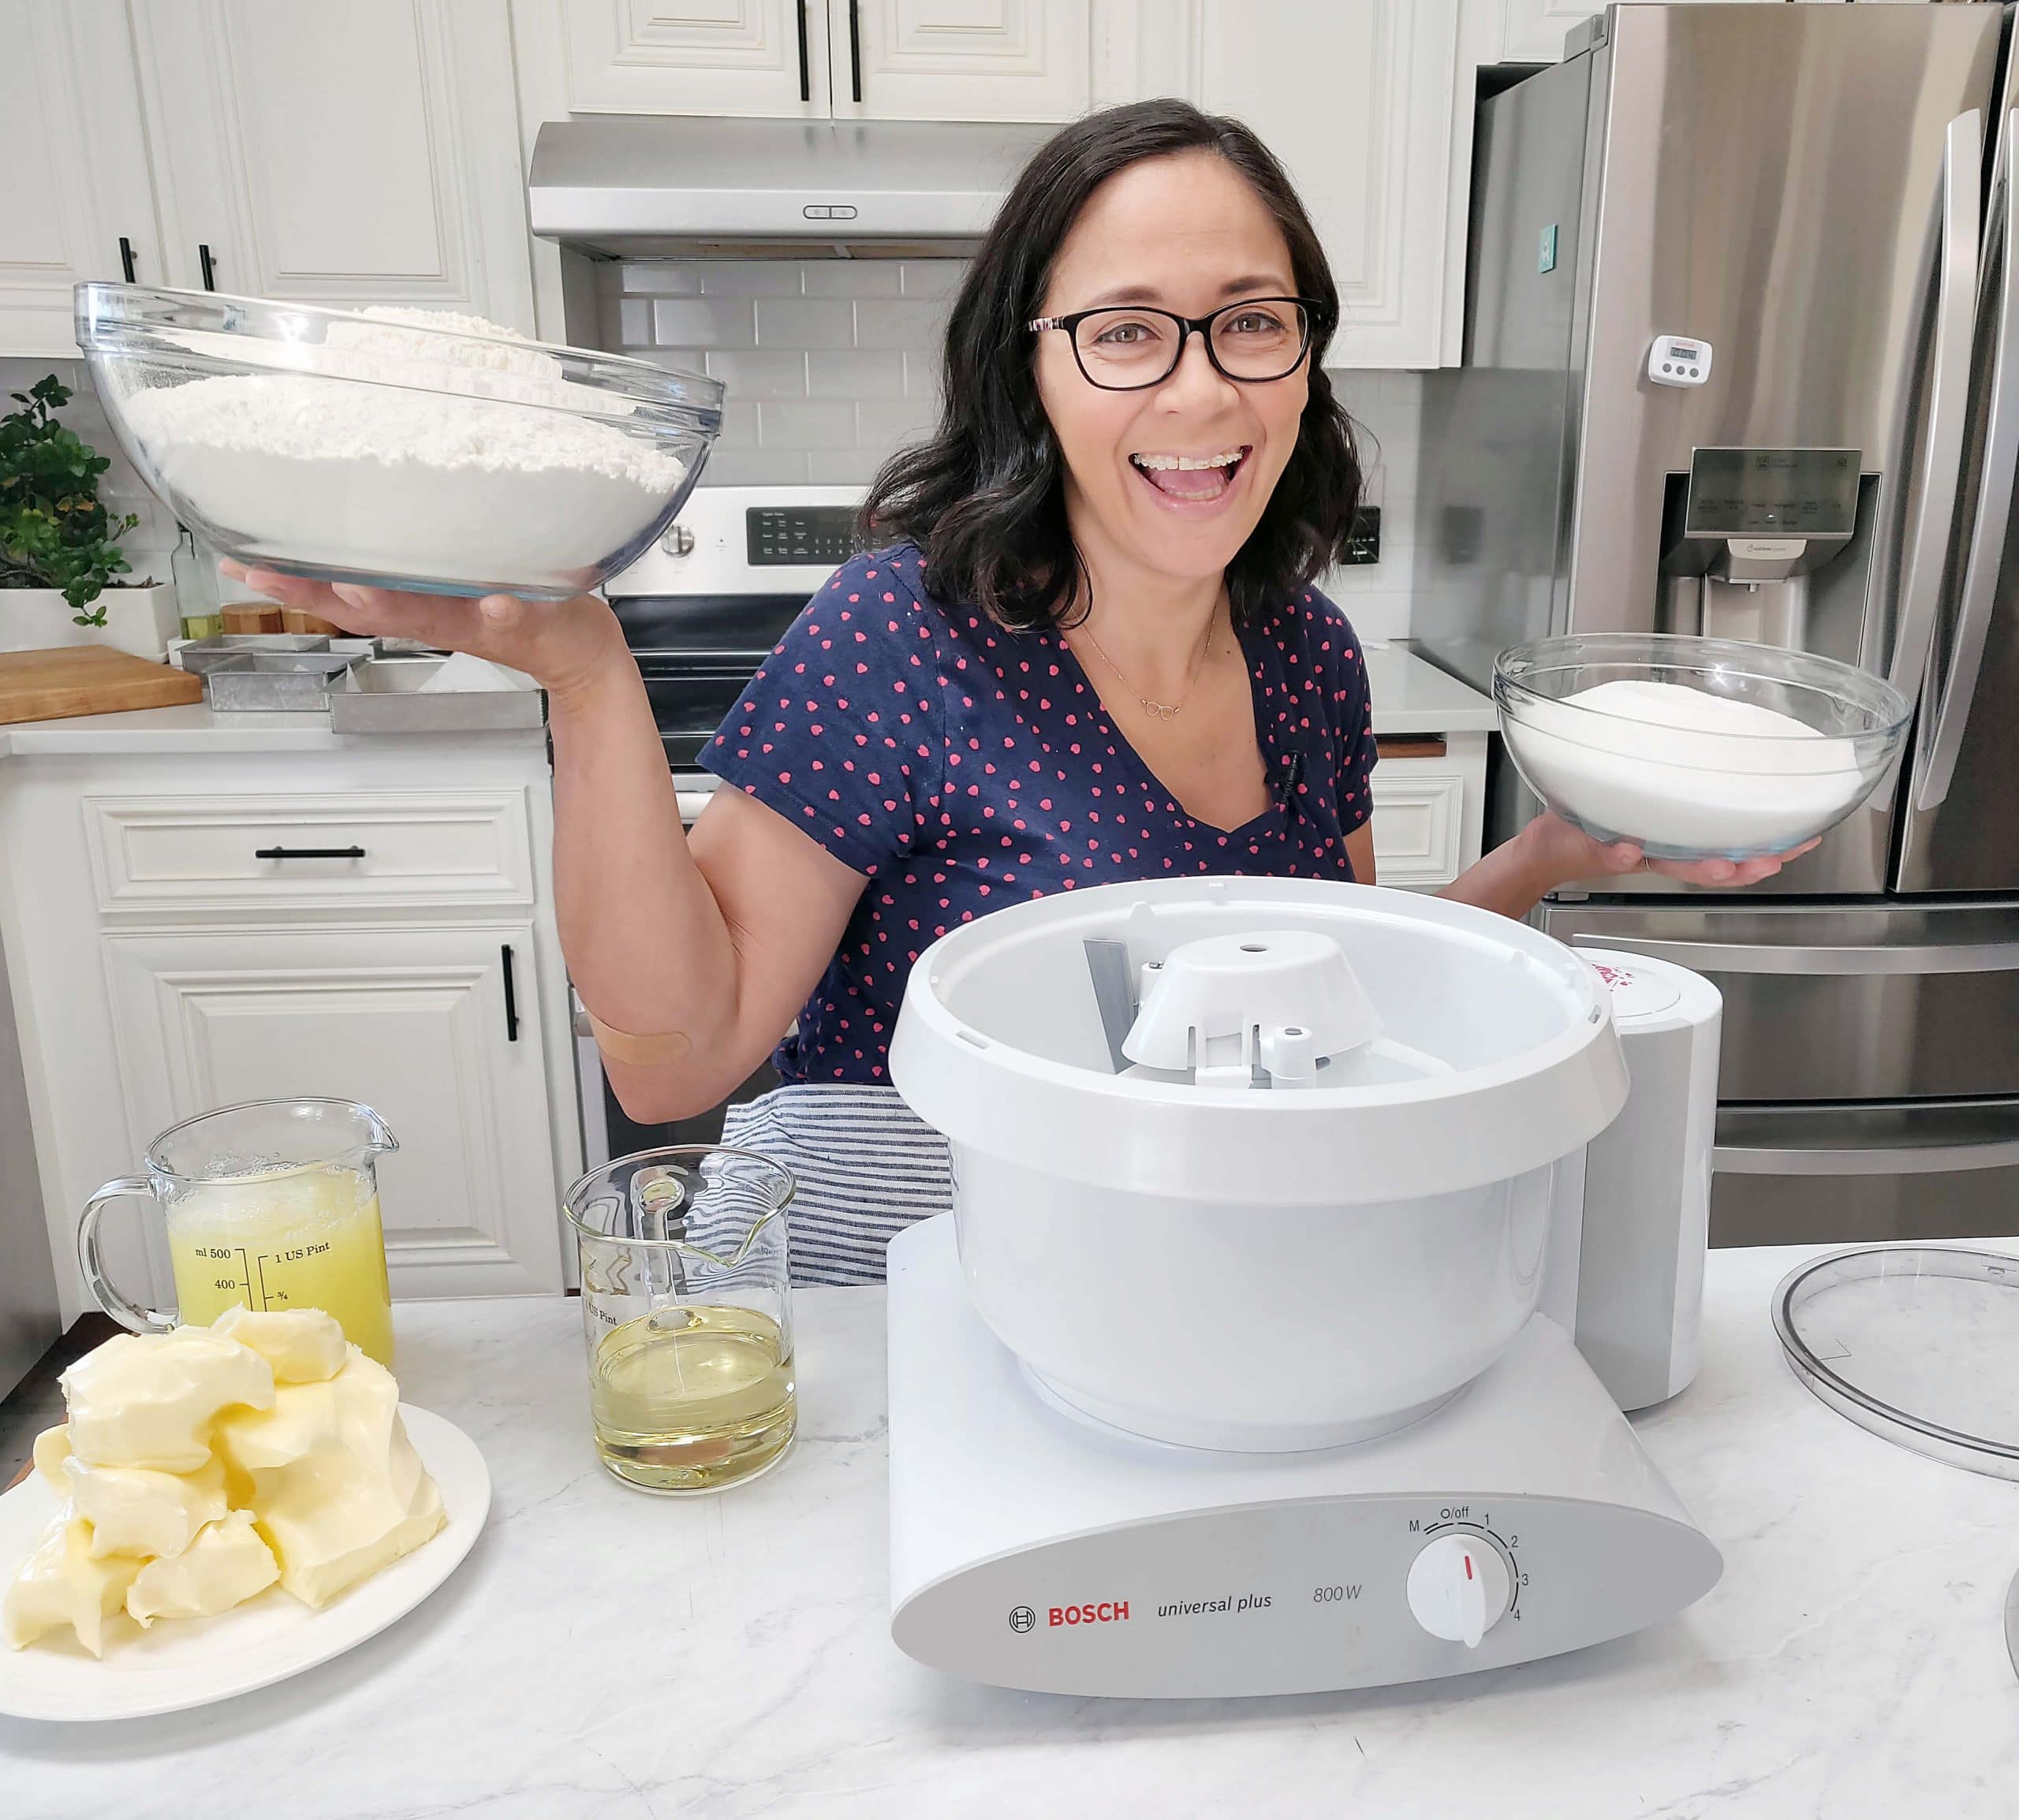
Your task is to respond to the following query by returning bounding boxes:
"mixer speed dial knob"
[1405,1532,1513,1648]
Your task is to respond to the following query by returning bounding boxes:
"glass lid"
[1774,1244,2019,1480]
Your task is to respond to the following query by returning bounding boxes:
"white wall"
[1321,368,1421,646]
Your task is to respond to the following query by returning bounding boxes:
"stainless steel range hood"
[528,117,1052,258]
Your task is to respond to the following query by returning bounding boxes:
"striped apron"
[718,1083,954,1286]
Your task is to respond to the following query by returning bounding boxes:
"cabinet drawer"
[1369,765,1466,889]
[86,791,537,913]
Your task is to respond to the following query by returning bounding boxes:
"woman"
[229,101,1804,1282]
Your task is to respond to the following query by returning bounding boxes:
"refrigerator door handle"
[1572,932,2019,975]
[1918,108,2019,812]
[1715,1102,2019,1178]
[1890,110,1984,716]
[1715,1135,2019,1177]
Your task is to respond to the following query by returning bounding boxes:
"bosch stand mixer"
[885,878,1722,1699]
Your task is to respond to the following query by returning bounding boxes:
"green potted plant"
[0,374,177,658]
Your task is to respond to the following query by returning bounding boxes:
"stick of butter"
[62,1330,275,1472]
[126,1510,280,1627]
[66,1455,228,1561]
[210,1307,349,1384]
[215,1351,446,1609]
[31,1425,70,1494]
[2,1514,144,1658]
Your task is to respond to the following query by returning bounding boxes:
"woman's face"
[1034,149,1310,591]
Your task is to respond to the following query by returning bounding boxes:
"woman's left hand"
[1521,811,1820,891]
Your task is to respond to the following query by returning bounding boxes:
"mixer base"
[888,1215,1722,1699]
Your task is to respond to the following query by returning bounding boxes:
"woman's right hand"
[218,563,630,707]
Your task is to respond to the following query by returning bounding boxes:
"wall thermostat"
[1648,334,1713,387]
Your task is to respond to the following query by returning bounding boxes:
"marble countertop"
[1363,645,1498,737]
[9,1242,2017,1818]
[0,645,1491,758]
[0,702,547,758]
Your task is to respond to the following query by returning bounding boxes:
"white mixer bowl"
[889,878,1628,1453]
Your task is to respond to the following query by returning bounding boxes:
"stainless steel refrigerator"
[1416,2,2019,1245]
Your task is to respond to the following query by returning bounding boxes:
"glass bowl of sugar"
[1494,632,1912,860]
[76,284,724,602]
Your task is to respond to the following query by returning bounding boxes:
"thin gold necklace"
[1080,614,1215,722]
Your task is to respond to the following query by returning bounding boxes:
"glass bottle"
[170,525,223,641]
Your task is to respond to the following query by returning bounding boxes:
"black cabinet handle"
[796,0,810,103]
[198,243,218,291]
[119,236,137,284]
[847,0,862,104]
[254,845,365,860]
[501,944,521,1042]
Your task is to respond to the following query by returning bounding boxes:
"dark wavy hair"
[862,99,1363,634]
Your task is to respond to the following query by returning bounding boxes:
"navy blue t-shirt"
[704,543,1377,1084]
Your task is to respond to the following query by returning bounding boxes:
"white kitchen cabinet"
[834,0,1091,122]
[557,0,834,117]
[0,2,161,358]
[550,0,1090,121]
[1194,0,1460,370]
[100,921,564,1300]
[125,0,536,327]
[1368,744,1483,891]
[0,734,579,1326]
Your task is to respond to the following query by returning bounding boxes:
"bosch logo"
[1049,1601,1130,1628]
[1008,1606,1036,1634]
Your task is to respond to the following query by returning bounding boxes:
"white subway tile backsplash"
[807,350,906,399]
[899,261,965,298]
[758,399,857,449]
[707,448,808,485]
[695,262,805,297]
[602,259,958,484]
[808,448,889,485]
[717,401,760,450]
[621,266,703,295]
[652,297,756,349]
[801,261,901,298]
[853,297,951,351]
[705,350,808,399]
[752,296,857,350]
[855,397,937,451]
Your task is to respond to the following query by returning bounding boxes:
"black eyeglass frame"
[1025,296,1329,391]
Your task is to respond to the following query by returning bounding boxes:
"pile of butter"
[4,1307,445,1657]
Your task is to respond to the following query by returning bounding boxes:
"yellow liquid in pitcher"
[591,1304,796,1494]
[166,1167,394,1367]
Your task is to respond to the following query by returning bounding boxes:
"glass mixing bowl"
[1494,632,1912,860]
[76,284,724,601]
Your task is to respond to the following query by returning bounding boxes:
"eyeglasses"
[1026,296,1324,390]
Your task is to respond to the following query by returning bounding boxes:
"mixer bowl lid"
[888,876,1628,1203]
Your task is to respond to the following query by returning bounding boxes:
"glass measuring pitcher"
[78,1098,398,1366]
[565,1145,797,1495]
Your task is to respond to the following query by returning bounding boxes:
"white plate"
[0,1404,489,1722]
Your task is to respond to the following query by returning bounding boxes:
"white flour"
[1508,677,1868,855]
[121,308,690,595]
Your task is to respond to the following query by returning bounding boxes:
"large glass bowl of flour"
[1495,632,1911,860]
[76,285,724,601]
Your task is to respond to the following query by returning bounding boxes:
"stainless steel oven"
[573,485,861,1169]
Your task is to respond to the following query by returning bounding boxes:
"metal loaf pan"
[327,658,547,733]
[202,652,362,711]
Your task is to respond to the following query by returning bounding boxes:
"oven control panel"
[747,505,857,568]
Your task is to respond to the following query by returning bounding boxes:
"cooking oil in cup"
[166,1165,394,1367]
[590,1303,796,1494]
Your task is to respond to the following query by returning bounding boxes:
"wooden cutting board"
[0,646,204,725]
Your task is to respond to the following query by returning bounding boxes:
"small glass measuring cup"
[78,1098,398,1366]
[564,1145,797,1495]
